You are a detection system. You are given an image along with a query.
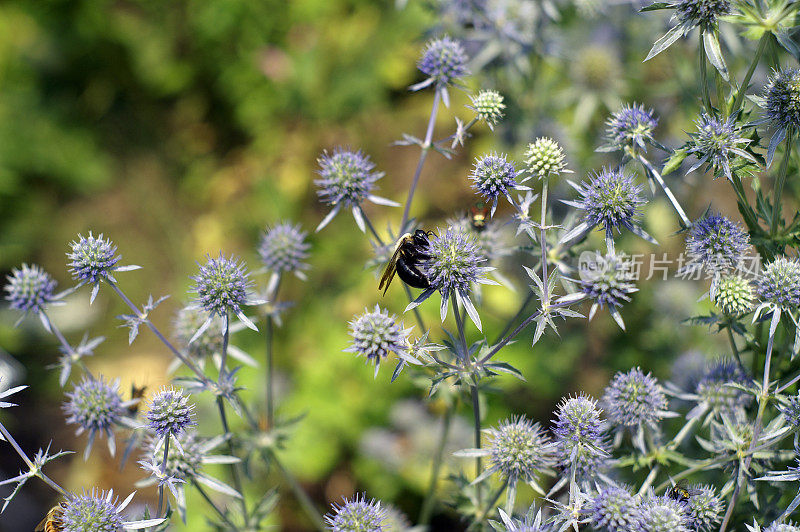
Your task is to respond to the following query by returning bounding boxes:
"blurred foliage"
[0,0,793,530]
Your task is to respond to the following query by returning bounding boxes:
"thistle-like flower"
[763,524,800,532]
[145,387,196,440]
[683,213,750,275]
[779,394,800,429]
[469,153,526,215]
[56,489,164,531]
[635,493,691,532]
[686,113,755,181]
[711,273,754,316]
[346,305,413,377]
[63,376,134,459]
[67,233,140,303]
[413,35,469,93]
[4,264,57,319]
[604,104,658,152]
[552,394,608,477]
[602,368,670,434]
[315,147,398,232]
[456,416,556,490]
[523,137,568,182]
[579,251,638,329]
[325,493,387,532]
[756,257,800,310]
[258,222,311,279]
[761,68,800,165]
[588,484,639,532]
[191,253,262,339]
[468,90,505,129]
[407,227,496,332]
[691,358,752,420]
[563,167,653,249]
[685,484,723,531]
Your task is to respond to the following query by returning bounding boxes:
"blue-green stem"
[635,153,691,228]
[505,479,517,516]
[467,479,508,531]
[770,127,794,237]
[219,313,230,380]
[699,33,712,111]
[40,311,94,379]
[157,434,171,518]
[194,480,238,530]
[729,33,770,116]
[418,402,454,525]
[266,449,326,531]
[540,179,550,302]
[216,396,248,525]
[265,276,281,429]
[0,422,67,496]
[400,90,441,230]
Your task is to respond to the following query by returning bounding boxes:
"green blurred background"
[0,0,790,529]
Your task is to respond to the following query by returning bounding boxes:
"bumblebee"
[469,203,490,232]
[127,383,147,416]
[378,230,432,295]
[35,502,67,532]
[666,482,695,502]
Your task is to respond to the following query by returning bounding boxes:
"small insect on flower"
[378,230,433,295]
[666,482,694,503]
[469,203,490,233]
[126,383,147,416]
[35,502,67,532]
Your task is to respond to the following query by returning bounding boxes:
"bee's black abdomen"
[396,257,430,289]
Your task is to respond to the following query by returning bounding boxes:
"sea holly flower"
[523,137,569,182]
[446,215,512,264]
[190,253,264,342]
[682,213,750,276]
[587,484,639,532]
[578,251,638,330]
[687,358,752,420]
[748,522,800,532]
[55,489,164,531]
[468,89,505,129]
[685,113,756,181]
[145,387,196,444]
[754,258,800,329]
[562,167,655,251]
[412,35,469,105]
[4,264,60,325]
[602,103,659,153]
[406,227,497,332]
[635,493,691,532]
[644,0,732,80]
[455,416,556,493]
[469,153,528,215]
[325,493,387,532]
[258,221,311,286]
[346,305,414,377]
[552,394,609,478]
[67,232,140,303]
[711,273,755,316]
[63,376,137,460]
[492,505,550,531]
[685,484,723,531]
[314,147,398,232]
[601,367,672,450]
[758,68,800,166]
[171,306,256,372]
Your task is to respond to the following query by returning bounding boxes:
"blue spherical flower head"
[764,68,800,131]
[579,251,638,329]
[409,227,496,332]
[684,214,750,274]
[346,305,412,377]
[63,376,130,460]
[191,253,261,339]
[4,263,56,317]
[67,232,140,303]
[415,35,468,91]
[259,222,311,278]
[779,394,800,429]
[685,484,722,531]
[602,367,669,435]
[757,257,800,310]
[469,153,526,215]
[686,113,755,181]
[314,148,397,232]
[694,358,751,419]
[58,489,159,531]
[146,387,196,440]
[676,0,731,28]
[565,167,653,249]
[605,104,658,152]
[325,493,387,532]
[636,493,690,532]
[552,394,608,478]
[764,523,800,532]
[588,484,638,532]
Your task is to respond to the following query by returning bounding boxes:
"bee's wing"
[378,245,404,294]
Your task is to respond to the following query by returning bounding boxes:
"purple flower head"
[57,489,158,531]
[602,367,669,429]
[579,252,638,328]
[780,394,800,429]
[485,416,556,483]
[635,493,690,532]
[757,257,800,309]
[63,376,127,458]
[606,104,658,151]
[676,0,731,28]
[685,484,722,531]
[67,232,139,302]
[470,153,526,215]
[325,493,387,532]
[416,35,468,88]
[145,387,196,439]
[588,484,638,532]
[764,523,800,532]
[566,167,650,243]
[4,263,56,315]
[695,358,751,417]
[144,430,204,482]
[346,305,411,377]
[258,222,311,276]
[685,214,750,274]
[763,68,800,131]
[687,113,753,181]
[192,253,252,318]
[552,394,608,476]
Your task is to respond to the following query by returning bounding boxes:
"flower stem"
[0,421,66,496]
[726,324,744,369]
[216,397,248,524]
[467,480,508,531]
[359,206,386,247]
[265,314,275,429]
[770,127,794,237]
[194,481,239,530]
[418,402,454,525]
[505,479,517,516]
[540,179,550,300]
[730,33,769,116]
[267,449,326,531]
[400,90,441,231]
[219,313,230,380]
[636,153,691,228]
[699,33,712,111]
[157,434,171,518]
[40,311,94,380]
